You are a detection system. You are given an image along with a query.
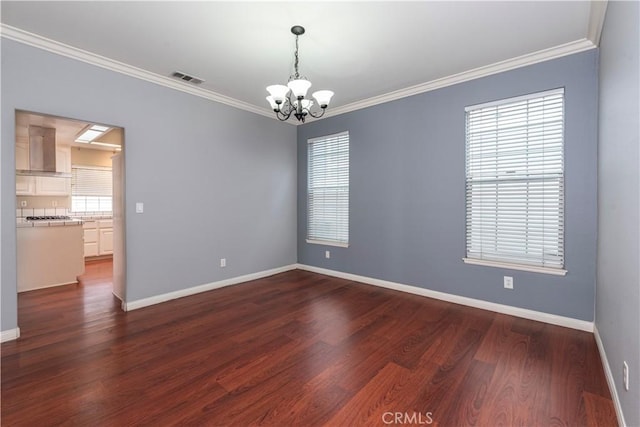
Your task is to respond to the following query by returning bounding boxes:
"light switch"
[135,202,144,213]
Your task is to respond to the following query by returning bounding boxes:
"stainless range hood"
[29,125,56,172]
[17,125,69,177]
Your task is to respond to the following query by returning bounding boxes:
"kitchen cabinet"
[83,221,99,257]
[34,176,71,196]
[15,144,72,196]
[17,224,84,292]
[98,220,113,255]
[83,219,113,257]
[16,176,71,196]
[99,228,113,255]
[56,145,71,173]
[16,175,36,195]
[16,136,29,170]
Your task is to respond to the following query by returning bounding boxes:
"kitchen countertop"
[71,215,113,220]
[17,218,83,228]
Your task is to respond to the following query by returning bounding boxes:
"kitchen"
[15,111,125,303]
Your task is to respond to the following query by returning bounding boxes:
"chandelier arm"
[275,109,292,121]
[306,107,327,119]
[287,92,297,111]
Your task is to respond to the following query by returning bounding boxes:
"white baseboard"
[123,264,298,311]
[594,326,627,427]
[295,264,594,332]
[18,280,78,293]
[1,327,21,343]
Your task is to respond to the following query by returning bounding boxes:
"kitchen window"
[463,88,566,275]
[307,131,350,247]
[71,166,113,213]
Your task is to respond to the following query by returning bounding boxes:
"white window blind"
[71,166,113,213]
[307,131,349,246]
[465,88,565,270]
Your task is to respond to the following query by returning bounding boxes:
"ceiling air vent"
[171,71,204,85]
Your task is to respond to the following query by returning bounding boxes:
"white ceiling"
[1,1,602,120]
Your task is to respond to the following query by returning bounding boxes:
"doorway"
[14,110,126,314]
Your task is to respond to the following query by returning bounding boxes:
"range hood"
[17,126,69,177]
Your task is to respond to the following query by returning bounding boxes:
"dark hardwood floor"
[2,260,617,426]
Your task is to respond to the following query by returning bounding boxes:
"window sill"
[462,258,567,276]
[306,239,349,248]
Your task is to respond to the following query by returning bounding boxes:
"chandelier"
[266,25,334,123]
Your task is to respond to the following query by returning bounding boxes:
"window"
[307,131,349,247]
[464,89,566,275]
[71,166,113,213]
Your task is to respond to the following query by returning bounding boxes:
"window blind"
[307,131,349,245]
[72,166,112,196]
[71,166,113,213]
[465,88,564,269]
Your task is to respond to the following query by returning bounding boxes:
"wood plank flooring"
[1,260,617,426]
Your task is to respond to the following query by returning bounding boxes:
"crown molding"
[587,0,608,46]
[0,24,274,120]
[2,23,597,125]
[324,38,596,120]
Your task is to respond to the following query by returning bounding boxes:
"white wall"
[596,2,640,426]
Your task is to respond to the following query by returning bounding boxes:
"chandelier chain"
[293,35,300,80]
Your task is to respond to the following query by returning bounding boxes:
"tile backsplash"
[17,207,70,218]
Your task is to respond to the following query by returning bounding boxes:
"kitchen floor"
[78,259,114,288]
[12,259,117,338]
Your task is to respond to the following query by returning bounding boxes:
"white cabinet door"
[18,176,71,196]
[84,228,98,243]
[35,176,71,196]
[84,242,99,257]
[99,228,113,255]
[97,219,113,228]
[16,136,29,170]
[83,221,97,230]
[16,175,36,195]
[56,145,71,173]
[83,222,98,258]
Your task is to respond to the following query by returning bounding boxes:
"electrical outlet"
[325,250,331,259]
[220,258,226,268]
[504,276,514,289]
[52,200,58,207]
[623,361,629,391]
[20,201,27,207]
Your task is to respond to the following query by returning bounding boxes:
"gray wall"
[1,39,297,332]
[596,2,640,425]
[298,50,598,321]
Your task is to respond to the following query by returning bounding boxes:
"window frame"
[306,131,350,248]
[71,165,113,214]
[462,88,567,276]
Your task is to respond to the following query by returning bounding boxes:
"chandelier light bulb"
[266,96,279,111]
[287,79,312,99]
[312,90,334,108]
[266,85,290,104]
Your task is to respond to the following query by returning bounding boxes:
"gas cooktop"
[25,215,72,221]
